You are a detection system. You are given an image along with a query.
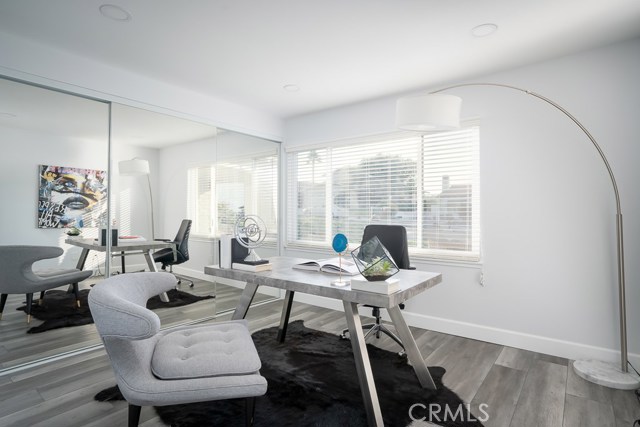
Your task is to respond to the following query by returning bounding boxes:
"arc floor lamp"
[118,158,155,241]
[396,83,638,390]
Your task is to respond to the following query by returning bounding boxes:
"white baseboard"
[401,310,640,367]
[285,293,640,367]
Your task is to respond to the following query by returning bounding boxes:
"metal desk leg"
[343,301,383,427]
[232,282,260,320]
[143,250,169,303]
[76,248,90,270]
[277,290,295,343]
[387,305,437,390]
[68,248,91,292]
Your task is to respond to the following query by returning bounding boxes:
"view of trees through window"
[287,127,480,260]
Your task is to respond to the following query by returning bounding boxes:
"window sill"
[284,242,482,269]
[191,234,278,249]
[409,254,483,270]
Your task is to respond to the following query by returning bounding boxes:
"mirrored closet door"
[0,76,110,369]
[0,76,281,371]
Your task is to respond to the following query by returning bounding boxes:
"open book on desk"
[292,257,360,276]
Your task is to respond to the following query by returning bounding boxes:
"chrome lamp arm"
[397,83,633,388]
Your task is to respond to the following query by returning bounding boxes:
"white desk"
[66,237,176,301]
[65,237,174,271]
[204,256,442,426]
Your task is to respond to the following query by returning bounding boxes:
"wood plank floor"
[0,276,637,427]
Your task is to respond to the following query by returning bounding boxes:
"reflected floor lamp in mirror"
[395,83,639,390]
[119,158,155,241]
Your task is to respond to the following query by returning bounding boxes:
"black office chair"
[341,224,412,354]
[153,219,194,288]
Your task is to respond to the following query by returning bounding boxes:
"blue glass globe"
[332,233,348,253]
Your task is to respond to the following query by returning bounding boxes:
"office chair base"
[176,275,195,288]
[161,266,195,288]
[341,323,406,356]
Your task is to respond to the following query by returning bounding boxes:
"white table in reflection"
[65,237,176,301]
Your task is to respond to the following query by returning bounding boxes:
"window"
[286,125,480,261]
[188,151,278,241]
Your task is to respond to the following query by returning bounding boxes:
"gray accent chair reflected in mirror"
[88,272,267,427]
[0,245,93,323]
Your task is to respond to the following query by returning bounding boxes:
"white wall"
[0,31,283,141]
[283,38,640,365]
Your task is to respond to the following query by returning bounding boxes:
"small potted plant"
[361,256,394,281]
[66,226,82,237]
[351,236,400,282]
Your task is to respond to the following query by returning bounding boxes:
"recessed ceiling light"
[0,112,17,119]
[471,23,498,38]
[283,84,300,92]
[99,4,132,22]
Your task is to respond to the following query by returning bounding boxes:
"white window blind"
[188,165,214,236]
[187,151,278,240]
[286,126,480,261]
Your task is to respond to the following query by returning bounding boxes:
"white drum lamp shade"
[119,158,150,176]
[395,93,462,131]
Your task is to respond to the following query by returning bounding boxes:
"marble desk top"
[204,256,442,308]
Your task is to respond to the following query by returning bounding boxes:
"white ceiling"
[1,0,640,119]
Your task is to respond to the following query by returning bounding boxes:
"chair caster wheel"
[398,351,406,357]
[189,283,195,288]
[340,333,348,340]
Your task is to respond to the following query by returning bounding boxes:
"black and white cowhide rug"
[95,320,484,427]
[17,288,214,334]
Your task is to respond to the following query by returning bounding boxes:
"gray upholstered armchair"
[88,272,267,427]
[0,245,93,323]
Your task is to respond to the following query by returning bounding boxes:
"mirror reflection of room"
[0,78,280,371]
[0,77,109,368]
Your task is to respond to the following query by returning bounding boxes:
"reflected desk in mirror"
[204,256,442,427]
[65,237,177,301]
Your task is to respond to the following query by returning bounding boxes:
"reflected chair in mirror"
[153,219,194,287]
[341,224,412,354]
[0,245,93,323]
[89,272,267,427]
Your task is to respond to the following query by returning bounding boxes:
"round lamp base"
[573,359,640,390]
[331,279,350,287]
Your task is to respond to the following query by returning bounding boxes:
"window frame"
[285,123,481,262]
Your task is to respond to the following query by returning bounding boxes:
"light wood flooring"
[0,275,638,427]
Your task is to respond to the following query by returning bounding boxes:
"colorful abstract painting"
[38,165,107,228]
